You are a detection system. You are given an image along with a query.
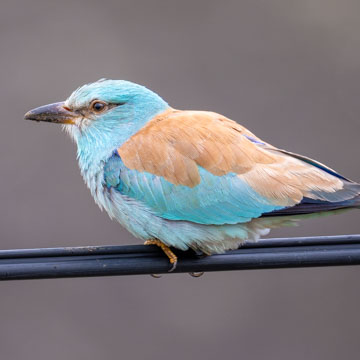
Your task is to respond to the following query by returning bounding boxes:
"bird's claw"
[168,259,177,272]
[150,273,162,278]
[150,259,176,277]
[145,239,178,274]
[189,272,204,277]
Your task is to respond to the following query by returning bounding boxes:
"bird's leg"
[144,239,178,272]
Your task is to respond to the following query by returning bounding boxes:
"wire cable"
[0,234,359,280]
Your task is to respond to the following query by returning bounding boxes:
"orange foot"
[145,239,178,272]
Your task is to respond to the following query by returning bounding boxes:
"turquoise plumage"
[104,154,283,224]
[24,79,360,268]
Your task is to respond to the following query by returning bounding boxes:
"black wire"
[0,234,359,280]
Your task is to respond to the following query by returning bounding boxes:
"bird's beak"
[24,102,79,125]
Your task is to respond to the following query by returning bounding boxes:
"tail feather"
[261,194,360,217]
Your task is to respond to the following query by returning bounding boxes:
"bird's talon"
[168,260,177,272]
[145,239,178,273]
[189,272,204,277]
[150,273,162,278]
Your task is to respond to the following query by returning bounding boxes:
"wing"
[104,154,284,224]
[107,109,359,225]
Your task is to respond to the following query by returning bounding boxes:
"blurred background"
[0,0,360,359]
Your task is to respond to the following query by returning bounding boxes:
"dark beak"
[24,102,79,125]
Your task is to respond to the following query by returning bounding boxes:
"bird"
[24,79,360,271]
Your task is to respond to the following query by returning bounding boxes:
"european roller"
[24,79,360,271]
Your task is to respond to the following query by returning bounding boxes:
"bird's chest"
[78,150,118,210]
[81,164,109,211]
[81,162,158,240]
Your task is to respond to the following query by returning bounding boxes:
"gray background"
[0,0,360,359]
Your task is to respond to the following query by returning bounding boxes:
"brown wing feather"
[118,110,275,186]
[118,109,347,205]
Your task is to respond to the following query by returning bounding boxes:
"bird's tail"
[261,194,360,218]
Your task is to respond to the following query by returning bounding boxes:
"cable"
[0,234,359,280]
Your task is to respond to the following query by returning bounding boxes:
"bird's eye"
[90,100,107,113]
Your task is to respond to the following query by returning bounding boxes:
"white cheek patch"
[76,117,91,128]
[62,123,78,140]
[62,116,92,141]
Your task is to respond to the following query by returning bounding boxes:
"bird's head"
[24,79,169,150]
